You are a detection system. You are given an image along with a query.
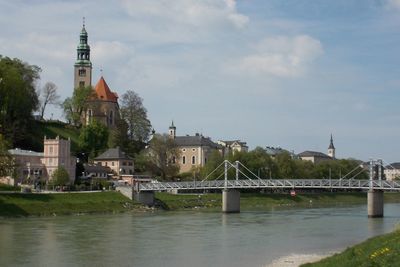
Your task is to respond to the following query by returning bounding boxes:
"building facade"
[73,22,119,129]
[217,140,248,156]
[384,163,400,181]
[94,147,134,177]
[168,122,221,174]
[1,136,76,186]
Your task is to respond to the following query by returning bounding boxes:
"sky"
[0,0,399,162]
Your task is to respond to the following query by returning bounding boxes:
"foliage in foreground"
[302,230,400,267]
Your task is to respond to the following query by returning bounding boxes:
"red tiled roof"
[94,76,118,102]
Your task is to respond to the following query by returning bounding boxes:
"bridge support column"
[222,189,240,213]
[134,191,155,206]
[368,190,384,218]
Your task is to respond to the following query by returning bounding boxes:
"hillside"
[18,120,80,154]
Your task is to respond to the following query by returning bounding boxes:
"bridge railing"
[136,179,400,192]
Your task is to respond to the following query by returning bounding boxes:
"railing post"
[224,160,228,190]
[235,161,239,181]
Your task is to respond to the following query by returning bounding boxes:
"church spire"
[74,18,92,89]
[328,134,335,158]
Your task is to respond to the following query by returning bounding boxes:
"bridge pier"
[368,190,384,218]
[222,189,240,213]
[133,191,155,206]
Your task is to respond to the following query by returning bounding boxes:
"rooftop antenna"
[83,16,85,28]
[100,67,103,77]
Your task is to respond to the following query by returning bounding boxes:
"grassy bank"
[301,230,400,267]
[155,192,400,211]
[0,191,141,217]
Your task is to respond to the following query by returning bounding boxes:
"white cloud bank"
[227,35,323,77]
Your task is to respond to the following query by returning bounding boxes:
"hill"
[18,120,80,154]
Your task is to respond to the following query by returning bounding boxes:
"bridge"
[118,160,398,217]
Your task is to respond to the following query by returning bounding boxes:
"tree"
[140,134,180,180]
[120,90,152,145]
[78,120,109,158]
[39,82,60,119]
[52,166,70,186]
[0,56,40,145]
[62,86,95,127]
[0,134,14,177]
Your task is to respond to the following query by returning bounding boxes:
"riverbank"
[301,229,400,267]
[155,191,400,211]
[0,191,144,217]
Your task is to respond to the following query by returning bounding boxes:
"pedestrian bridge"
[138,179,400,192]
[118,160,397,217]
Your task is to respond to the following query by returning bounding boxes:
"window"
[192,148,196,152]
[182,149,186,152]
[79,69,86,77]
[172,156,176,164]
[204,158,207,164]
[112,162,115,166]
[128,162,133,166]
[109,110,113,125]
[49,158,53,164]
[192,156,196,165]
[49,146,53,154]
[182,156,186,164]
[79,81,85,87]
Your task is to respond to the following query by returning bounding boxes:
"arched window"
[109,110,113,125]
[192,156,196,165]
[182,156,186,164]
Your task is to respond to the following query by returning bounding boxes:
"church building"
[74,21,119,128]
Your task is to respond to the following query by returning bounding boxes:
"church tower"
[74,19,92,89]
[328,134,335,159]
[169,121,176,139]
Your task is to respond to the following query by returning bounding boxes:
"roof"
[298,151,331,158]
[83,164,111,173]
[219,140,247,147]
[174,135,220,148]
[94,147,133,160]
[8,149,43,157]
[386,162,400,170]
[94,76,118,103]
[265,146,289,156]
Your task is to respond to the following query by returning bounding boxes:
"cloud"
[120,0,248,30]
[91,41,131,63]
[226,35,323,77]
[386,0,400,9]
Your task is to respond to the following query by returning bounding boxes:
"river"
[1,203,399,267]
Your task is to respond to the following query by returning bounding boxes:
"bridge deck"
[136,179,400,192]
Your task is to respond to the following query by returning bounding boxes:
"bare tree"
[39,82,60,119]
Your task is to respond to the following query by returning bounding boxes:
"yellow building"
[94,147,134,177]
[168,122,221,174]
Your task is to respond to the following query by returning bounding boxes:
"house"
[384,162,400,181]
[298,151,332,164]
[298,135,336,164]
[168,122,221,173]
[1,136,76,186]
[82,164,111,180]
[94,147,134,177]
[217,140,248,156]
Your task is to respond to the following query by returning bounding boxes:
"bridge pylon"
[368,159,384,218]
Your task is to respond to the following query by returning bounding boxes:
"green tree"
[52,166,70,186]
[120,90,152,145]
[0,56,40,146]
[0,134,14,177]
[62,86,95,127]
[140,134,180,180]
[78,120,109,158]
[200,150,224,179]
[275,152,297,179]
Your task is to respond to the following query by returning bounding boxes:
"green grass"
[301,230,400,267]
[155,192,400,211]
[0,191,141,217]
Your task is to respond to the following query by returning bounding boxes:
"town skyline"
[1,0,399,162]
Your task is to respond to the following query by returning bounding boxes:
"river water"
[0,203,399,267]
